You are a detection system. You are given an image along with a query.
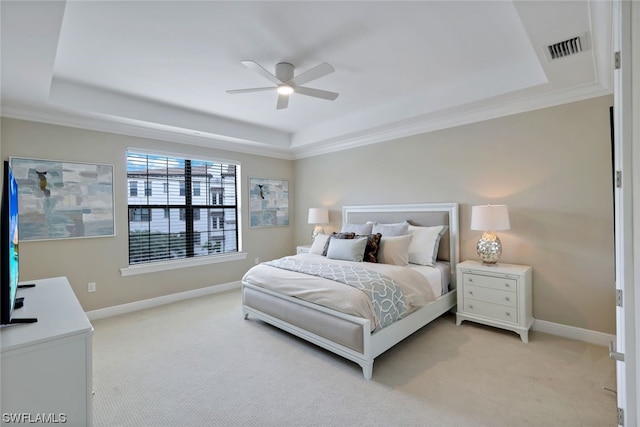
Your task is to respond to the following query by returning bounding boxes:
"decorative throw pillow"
[377,234,413,266]
[356,233,382,263]
[310,233,330,255]
[372,221,409,236]
[326,237,368,262]
[322,232,356,256]
[407,225,448,266]
[341,222,374,235]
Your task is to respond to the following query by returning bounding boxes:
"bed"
[242,203,459,379]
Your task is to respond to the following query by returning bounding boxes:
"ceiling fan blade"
[241,60,283,85]
[294,86,339,101]
[289,63,335,86]
[276,93,289,110]
[226,87,275,94]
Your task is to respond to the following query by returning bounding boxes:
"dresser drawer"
[463,284,516,308]
[462,299,518,324]
[462,272,517,292]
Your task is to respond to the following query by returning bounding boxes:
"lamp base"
[477,232,502,265]
[311,225,323,241]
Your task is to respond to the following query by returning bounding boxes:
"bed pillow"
[322,232,356,256]
[310,233,330,255]
[341,222,373,235]
[372,221,409,236]
[408,225,448,266]
[356,233,382,263]
[326,236,368,262]
[376,234,412,266]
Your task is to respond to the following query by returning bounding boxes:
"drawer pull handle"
[469,304,474,309]
[505,297,510,302]
[468,291,473,296]
[468,278,473,282]
[505,312,511,316]
[504,283,510,288]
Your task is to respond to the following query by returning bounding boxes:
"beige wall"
[294,95,615,334]
[1,94,616,334]
[0,118,294,311]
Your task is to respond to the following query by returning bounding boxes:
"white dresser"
[456,260,533,342]
[1,277,93,426]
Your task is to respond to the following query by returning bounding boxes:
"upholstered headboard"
[342,203,459,287]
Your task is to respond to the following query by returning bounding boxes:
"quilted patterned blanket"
[265,258,407,329]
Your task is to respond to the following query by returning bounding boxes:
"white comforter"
[242,253,437,328]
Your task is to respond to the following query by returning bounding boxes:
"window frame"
[124,149,243,272]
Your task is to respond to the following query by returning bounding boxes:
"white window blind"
[127,151,239,265]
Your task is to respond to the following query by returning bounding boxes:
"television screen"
[1,160,19,324]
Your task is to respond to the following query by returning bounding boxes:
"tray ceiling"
[1,1,613,159]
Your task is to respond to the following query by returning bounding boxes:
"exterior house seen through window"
[130,181,138,197]
[127,151,239,265]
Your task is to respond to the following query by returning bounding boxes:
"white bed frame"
[242,203,459,380]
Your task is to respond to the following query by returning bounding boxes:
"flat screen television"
[1,160,36,325]
[1,160,20,324]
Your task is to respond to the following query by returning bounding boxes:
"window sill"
[120,252,248,277]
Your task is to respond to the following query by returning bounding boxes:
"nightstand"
[456,260,533,342]
[296,245,311,254]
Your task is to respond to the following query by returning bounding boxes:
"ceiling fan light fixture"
[227,60,338,109]
[277,85,294,95]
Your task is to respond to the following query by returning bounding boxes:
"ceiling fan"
[226,61,339,110]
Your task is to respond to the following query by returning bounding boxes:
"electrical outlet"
[88,282,96,293]
[254,257,260,265]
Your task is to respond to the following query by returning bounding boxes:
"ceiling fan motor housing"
[275,62,294,82]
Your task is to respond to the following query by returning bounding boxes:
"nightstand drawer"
[463,284,516,307]
[462,299,518,324]
[462,272,517,292]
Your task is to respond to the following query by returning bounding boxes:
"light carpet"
[92,288,617,426]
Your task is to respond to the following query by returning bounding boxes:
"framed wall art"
[249,177,289,228]
[10,157,115,241]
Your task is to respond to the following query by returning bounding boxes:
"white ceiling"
[1,1,613,159]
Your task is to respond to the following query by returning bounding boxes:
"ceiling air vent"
[545,33,590,61]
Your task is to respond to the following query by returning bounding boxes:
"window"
[130,208,150,222]
[180,208,200,221]
[127,151,239,265]
[210,210,224,229]
[211,187,223,205]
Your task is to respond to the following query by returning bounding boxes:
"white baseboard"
[86,287,615,348]
[85,281,241,321]
[533,318,615,347]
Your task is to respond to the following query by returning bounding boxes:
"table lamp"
[308,208,329,241]
[470,204,510,265]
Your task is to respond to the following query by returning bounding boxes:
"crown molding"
[2,80,611,162]
[1,104,296,161]
[290,82,613,159]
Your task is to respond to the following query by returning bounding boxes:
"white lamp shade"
[308,208,329,224]
[470,205,510,231]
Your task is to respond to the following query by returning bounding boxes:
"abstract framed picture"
[10,157,115,241]
[249,177,289,228]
